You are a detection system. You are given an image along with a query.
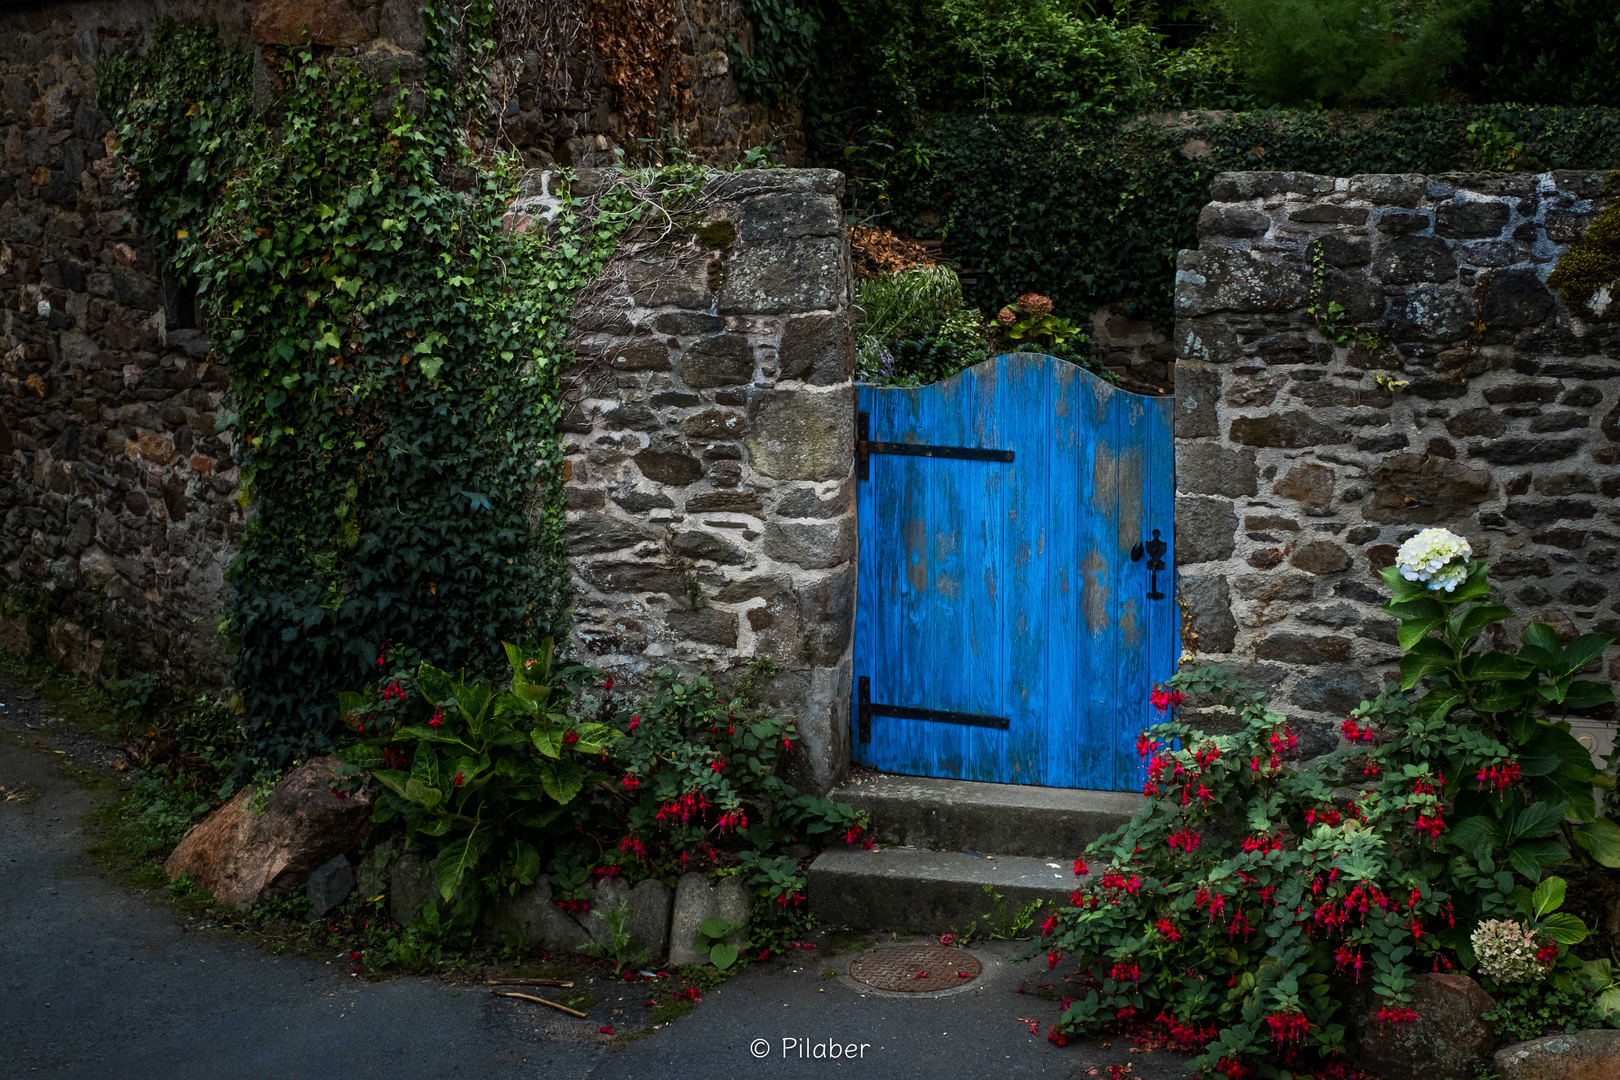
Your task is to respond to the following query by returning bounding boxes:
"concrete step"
[808,847,1082,934]
[834,772,1142,859]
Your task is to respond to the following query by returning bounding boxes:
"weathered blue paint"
[853,353,1177,791]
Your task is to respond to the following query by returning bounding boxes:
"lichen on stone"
[1546,170,1620,320]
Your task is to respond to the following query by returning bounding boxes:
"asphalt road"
[0,681,1193,1080]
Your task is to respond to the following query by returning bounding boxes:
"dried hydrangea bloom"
[1395,527,1472,593]
[1470,918,1545,983]
[1016,292,1054,316]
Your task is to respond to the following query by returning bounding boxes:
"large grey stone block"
[668,872,749,967]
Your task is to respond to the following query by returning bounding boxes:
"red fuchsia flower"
[621,774,641,791]
[1413,810,1445,839]
[628,716,640,730]
[1215,1058,1253,1079]
[1039,915,1058,936]
[1476,760,1521,792]
[1431,955,1454,972]
[376,647,387,668]
[556,898,590,914]
[329,786,348,799]
[842,824,864,846]
[939,933,955,946]
[676,987,701,1001]
[1536,943,1561,964]
[1109,960,1141,982]
[1241,833,1284,854]
[602,678,614,691]
[782,736,794,752]
[960,971,973,979]
[1149,686,1186,712]
[618,835,647,860]
[1046,1027,1068,1047]
[1048,951,1063,970]
[599,1025,614,1035]
[717,809,748,834]
[1195,743,1221,767]
[1303,807,1342,826]
[1168,829,1202,853]
[1026,1020,1040,1035]
[1341,718,1378,743]
[382,747,407,770]
[562,731,579,746]
[1375,1005,1419,1026]
[452,771,464,787]
[1115,1006,1136,1022]
[709,757,726,773]
[1135,732,1159,758]
[1265,1011,1310,1044]
[1155,917,1181,942]
[1072,858,1089,876]
[428,709,444,728]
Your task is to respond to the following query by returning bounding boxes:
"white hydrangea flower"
[1470,918,1545,983]
[1395,527,1472,593]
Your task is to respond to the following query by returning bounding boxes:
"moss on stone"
[1547,170,1620,321]
[691,218,737,248]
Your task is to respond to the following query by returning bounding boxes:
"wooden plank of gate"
[1003,354,1046,784]
[1115,390,1149,791]
[1045,358,1081,789]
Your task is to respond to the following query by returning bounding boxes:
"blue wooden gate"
[852,353,1177,791]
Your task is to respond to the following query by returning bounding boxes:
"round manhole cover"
[847,944,982,992]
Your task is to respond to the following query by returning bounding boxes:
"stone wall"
[559,167,856,794]
[1174,170,1620,753]
[0,1,251,687]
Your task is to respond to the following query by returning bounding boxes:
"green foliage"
[855,266,993,383]
[869,106,1620,327]
[1454,0,1620,106]
[577,900,652,974]
[85,774,215,888]
[695,915,748,971]
[1547,172,1620,321]
[98,12,641,773]
[335,639,622,907]
[1210,0,1477,107]
[1376,560,1618,879]
[954,884,1044,945]
[1483,954,1620,1040]
[1045,561,1616,1073]
[998,294,1082,353]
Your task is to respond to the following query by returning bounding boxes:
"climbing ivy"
[99,8,640,773]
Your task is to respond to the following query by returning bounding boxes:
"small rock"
[387,851,447,926]
[1359,973,1498,1080]
[668,872,749,966]
[1495,1028,1620,1080]
[163,757,372,910]
[354,835,402,902]
[306,854,354,918]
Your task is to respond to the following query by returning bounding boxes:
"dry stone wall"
[559,167,855,794]
[0,1,254,688]
[1174,170,1620,754]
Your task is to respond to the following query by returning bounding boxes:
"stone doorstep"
[807,847,1082,935]
[833,773,1142,859]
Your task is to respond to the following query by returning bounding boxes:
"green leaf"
[1595,988,1620,1023]
[1385,597,1445,621]
[1462,652,1535,682]
[1564,681,1615,710]
[1397,619,1443,651]
[337,690,367,715]
[1447,814,1503,856]
[532,728,563,759]
[1399,652,1452,690]
[700,916,740,939]
[1539,911,1589,945]
[1507,846,1545,883]
[1509,801,1569,840]
[336,744,384,768]
[453,680,493,734]
[1560,633,1614,675]
[434,829,490,901]
[412,741,439,789]
[709,942,739,971]
[416,663,454,706]
[1530,876,1567,917]
[1523,622,1561,653]
[539,761,584,804]
[1573,819,1620,868]
[1455,603,1513,644]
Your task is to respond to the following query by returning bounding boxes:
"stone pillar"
[1174,171,1619,752]
[564,168,856,794]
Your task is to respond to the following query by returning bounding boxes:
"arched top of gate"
[857,351,1173,406]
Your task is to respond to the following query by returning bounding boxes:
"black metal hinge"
[857,676,1010,744]
[856,411,1014,481]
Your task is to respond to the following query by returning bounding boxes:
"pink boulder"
[164,756,372,910]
